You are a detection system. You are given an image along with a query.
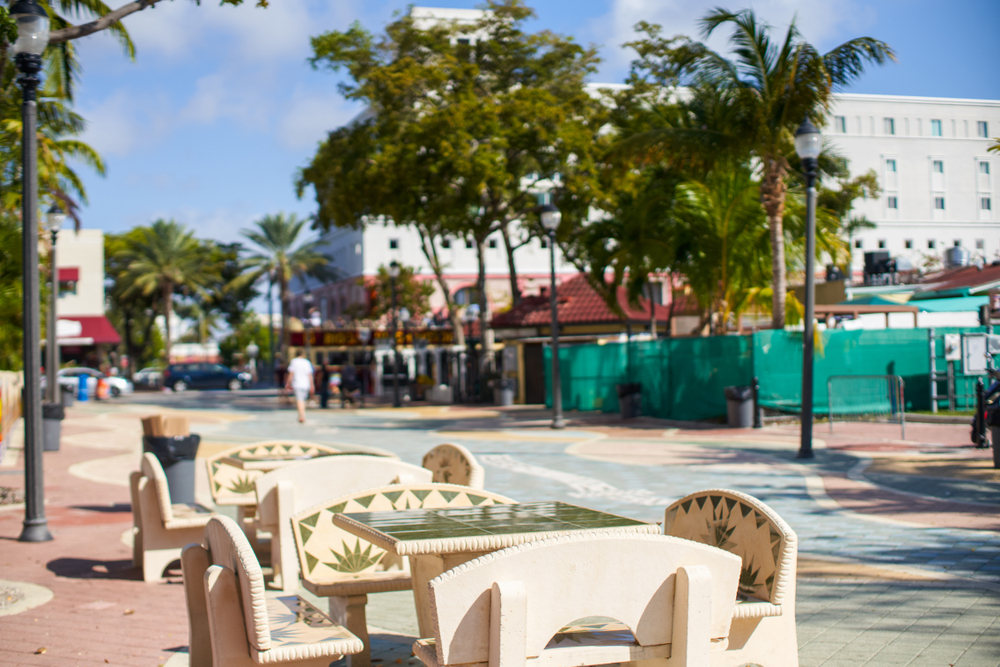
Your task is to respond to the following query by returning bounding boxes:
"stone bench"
[182,515,363,667]
[664,488,799,667]
[291,483,517,667]
[413,532,741,667]
[134,452,214,582]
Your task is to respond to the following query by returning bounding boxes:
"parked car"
[132,366,164,389]
[163,363,251,392]
[56,367,133,398]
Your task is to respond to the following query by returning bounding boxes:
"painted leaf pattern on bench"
[664,491,786,602]
[205,442,343,505]
[292,485,514,582]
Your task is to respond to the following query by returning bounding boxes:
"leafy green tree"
[105,228,161,375]
[619,9,894,327]
[121,219,218,362]
[365,263,434,322]
[239,213,336,350]
[0,214,26,370]
[301,1,608,358]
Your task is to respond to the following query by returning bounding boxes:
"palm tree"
[239,213,336,351]
[624,9,894,327]
[122,220,217,361]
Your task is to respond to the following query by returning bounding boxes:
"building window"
[389,238,399,250]
[835,116,846,133]
[886,159,896,172]
[981,162,991,175]
[540,237,548,249]
[954,240,962,247]
[488,238,498,249]
[928,239,936,250]
[883,118,895,135]
[979,121,989,138]
[877,239,886,249]
[977,239,985,250]
[453,286,480,306]
[854,239,863,249]
[440,238,451,249]
[983,197,993,211]
[456,38,470,45]
[887,196,898,209]
[904,239,913,249]
[934,197,946,210]
[932,160,944,173]
[930,119,942,136]
[465,238,473,249]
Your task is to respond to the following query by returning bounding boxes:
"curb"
[906,414,970,425]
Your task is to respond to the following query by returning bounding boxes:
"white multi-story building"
[827,94,998,272]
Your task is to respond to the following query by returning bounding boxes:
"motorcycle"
[971,368,1000,448]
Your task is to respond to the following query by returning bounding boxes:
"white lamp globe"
[539,204,562,232]
[794,117,822,161]
[11,0,50,56]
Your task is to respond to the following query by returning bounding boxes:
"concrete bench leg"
[329,594,370,667]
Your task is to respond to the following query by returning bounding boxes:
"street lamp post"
[540,201,565,430]
[389,261,401,408]
[399,307,410,402]
[45,204,65,404]
[795,117,822,460]
[303,291,314,361]
[463,304,480,403]
[14,0,53,543]
[267,269,276,386]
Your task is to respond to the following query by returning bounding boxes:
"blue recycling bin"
[77,373,89,401]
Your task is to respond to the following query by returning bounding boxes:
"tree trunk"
[416,225,465,346]
[475,237,494,374]
[162,280,173,362]
[760,157,788,329]
[499,223,522,307]
[647,280,656,338]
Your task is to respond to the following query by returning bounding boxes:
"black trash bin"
[616,383,642,419]
[143,434,201,504]
[60,384,75,407]
[724,386,754,428]
[42,403,64,452]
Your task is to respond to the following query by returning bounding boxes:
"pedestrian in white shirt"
[285,350,315,423]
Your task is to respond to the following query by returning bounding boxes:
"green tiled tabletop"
[332,501,658,556]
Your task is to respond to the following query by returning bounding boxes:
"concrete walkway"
[1,392,998,667]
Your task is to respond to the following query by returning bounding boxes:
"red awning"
[57,316,121,345]
[58,267,79,282]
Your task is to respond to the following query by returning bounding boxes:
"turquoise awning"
[913,296,988,312]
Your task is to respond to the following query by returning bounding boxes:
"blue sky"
[69,0,1000,245]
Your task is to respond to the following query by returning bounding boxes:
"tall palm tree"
[623,9,894,328]
[123,220,217,361]
[239,213,336,351]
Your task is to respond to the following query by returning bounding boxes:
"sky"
[67,0,1000,245]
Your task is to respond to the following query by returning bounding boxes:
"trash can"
[494,379,515,407]
[724,385,754,428]
[143,434,201,504]
[42,403,64,452]
[61,383,75,407]
[616,383,642,419]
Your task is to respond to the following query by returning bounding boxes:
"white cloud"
[590,0,879,79]
[76,89,175,157]
[277,87,362,149]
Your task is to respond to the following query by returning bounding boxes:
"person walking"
[319,361,330,409]
[285,350,314,423]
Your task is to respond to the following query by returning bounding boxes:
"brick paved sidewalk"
[1,397,999,667]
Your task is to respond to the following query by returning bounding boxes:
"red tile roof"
[920,263,1000,294]
[491,274,674,328]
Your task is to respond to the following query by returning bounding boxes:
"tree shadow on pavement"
[46,557,162,581]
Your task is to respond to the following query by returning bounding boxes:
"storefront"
[287,328,463,400]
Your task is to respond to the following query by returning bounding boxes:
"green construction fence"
[543,326,985,419]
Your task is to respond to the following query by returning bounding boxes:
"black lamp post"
[14,0,53,543]
[540,201,565,429]
[389,260,401,408]
[303,290,314,361]
[267,269,276,385]
[795,117,822,459]
[45,204,65,404]
[463,303,479,403]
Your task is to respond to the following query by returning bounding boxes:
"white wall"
[827,94,999,272]
[55,229,104,317]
